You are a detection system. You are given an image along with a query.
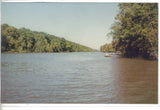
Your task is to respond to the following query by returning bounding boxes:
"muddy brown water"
[1,52,158,103]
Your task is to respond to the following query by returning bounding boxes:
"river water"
[1,52,158,103]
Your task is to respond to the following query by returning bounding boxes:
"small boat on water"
[105,53,111,57]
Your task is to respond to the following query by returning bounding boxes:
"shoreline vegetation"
[1,51,98,54]
[101,3,158,60]
[1,24,96,53]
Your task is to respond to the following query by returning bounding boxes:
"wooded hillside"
[1,24,95,53]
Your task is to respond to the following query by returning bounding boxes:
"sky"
[1,2,119,50]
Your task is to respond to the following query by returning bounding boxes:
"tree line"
[100,43,115,52]
[1,24,95,53]
[101,3,158,59]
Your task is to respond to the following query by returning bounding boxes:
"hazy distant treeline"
[100,43,115,52]
[1,24,95,53]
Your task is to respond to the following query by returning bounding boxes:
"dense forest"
[101,3,158,59]
[1,24,95,53]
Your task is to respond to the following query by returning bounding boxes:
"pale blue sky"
[1,3,119,50]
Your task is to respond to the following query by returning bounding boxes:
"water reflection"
[114,57,158,103]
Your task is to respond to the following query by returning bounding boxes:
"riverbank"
[102,51,158,60]
[1,51,96,54]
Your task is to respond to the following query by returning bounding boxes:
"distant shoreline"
[1,51,99,54]
[1,24,96,54]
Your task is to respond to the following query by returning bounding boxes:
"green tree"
[1,24,95,53]
[109,3,158,59]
